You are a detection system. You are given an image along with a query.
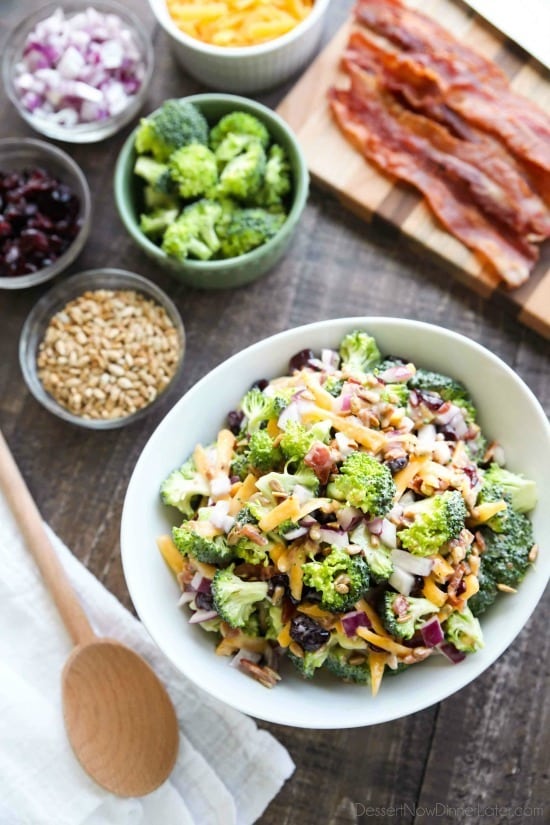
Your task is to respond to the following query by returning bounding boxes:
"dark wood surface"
[0,2,548,824]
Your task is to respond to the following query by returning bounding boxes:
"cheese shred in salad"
[158,330,538,695]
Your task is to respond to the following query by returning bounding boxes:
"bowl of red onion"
[2,1,154,143]
[0,137,91,288]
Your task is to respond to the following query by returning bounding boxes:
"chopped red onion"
[319,527,349,548]
[177,591,195,607]
[391,548,434,576]
[210,473,231,498]
[437,642,466,664]
[416,423,437,452]
[419,616,444,647]
[339,393,352,412]
[389,566,415,596]
[229,648,262,668]
[386,503,404,521]
[378,364,415,383]
[367,517,384,536]
[209,499,235,532]
[282,525,309,541]
[341,610,371,637]
[321,348,340,370]
[293,483,312,505]
[334,431,355,457]
[300,514,317,528]
[278,400,301,428]
[380,518,397,548]
[434,403,460,426]
[189,572,212,594]
[188,608,218,624]
[399,490,416,506]
[336,506,363,531]
[14,7,146,126]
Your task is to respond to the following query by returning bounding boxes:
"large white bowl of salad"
[121,318,549,728]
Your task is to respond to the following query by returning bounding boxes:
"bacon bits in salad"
[157,330,538,695]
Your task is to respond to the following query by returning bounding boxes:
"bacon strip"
[355,0,507,85]
[344,37,550,238]
[329,66,538,285]
[354,0,550,174]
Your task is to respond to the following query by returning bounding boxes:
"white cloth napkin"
[0,491,294,825]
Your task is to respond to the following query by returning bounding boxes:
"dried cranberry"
[289,348,315,372]
[385,455,409,474]
[290,615,330,651]
[267,573,290,597]
[195,591,214,611]
[416,389,445,411]
[226,409,244,435]
[250,378,268,391]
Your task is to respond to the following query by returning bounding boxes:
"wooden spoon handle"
[0,430,95,646]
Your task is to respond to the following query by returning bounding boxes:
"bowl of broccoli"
[121,317,549,728]
[114,94,309,289]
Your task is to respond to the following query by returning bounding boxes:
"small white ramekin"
[148,0,331,93]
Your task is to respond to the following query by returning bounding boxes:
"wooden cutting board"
[277,0,550,339]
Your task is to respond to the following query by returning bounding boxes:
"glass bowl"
[0,137,92,289]
[2,0,154,143]
[19,268,185,429]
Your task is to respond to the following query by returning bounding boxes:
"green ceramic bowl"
[114,93,309,289]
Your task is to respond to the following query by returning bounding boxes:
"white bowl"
[148,0,331,93]
[121,318,550,728]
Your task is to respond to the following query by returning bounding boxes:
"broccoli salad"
[133,99,291,261]
[157,330,538,694]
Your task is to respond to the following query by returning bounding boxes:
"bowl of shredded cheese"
[148,0,331,93]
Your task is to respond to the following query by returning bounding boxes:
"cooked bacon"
[342,47,550,239]
[355,0,507,85]
[353,1,550,174]
[304,441,334,484]
[329,65,538,285]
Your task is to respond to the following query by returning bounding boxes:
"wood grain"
[277,0,550,336]
[0,0,548,822]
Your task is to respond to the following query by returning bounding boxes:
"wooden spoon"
[0,430,179,797]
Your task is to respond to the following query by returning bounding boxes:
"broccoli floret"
[135,99,209,161]
[218,205,285,258]
[383,592,439,640]
[255,465,320,500]
[143,185,179,211]
[264,603,284,641]
[216,140,266,200]
[327,452,396,517]
[468,566,498,617]
[233,537,269,566]
[139,207,179,239]
[240,387,275,433]
[479,508,534,589]
[168,143,218,199]
[302,548,370,613]
[241,612,261,638]
[277,519,301,537]
[445,606,484,652]
[287,646,330,679]
[324,645,370,684]
[247,429,282,472]
[209,112,270,151]
[162,199,222,261]
[211,567,268,629]
[398,490,467,556]
[380,384,410,406]
[160,459,210,516]
[172,526,235,565]
[482,464,537,514]
[323,376,344,397]
[350,523,394,582]
[339,330,381,376]
[234,504,259,526]
[230,453,250,481]
[409,368,477,423]
[253,144,292,207]
[475,482,509,533]
[134,156,173,193]
[214,132,256,167]
[279,420,331,463]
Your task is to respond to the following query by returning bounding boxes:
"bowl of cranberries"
[0,137,91,288]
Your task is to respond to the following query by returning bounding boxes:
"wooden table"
[1,1,548,822]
